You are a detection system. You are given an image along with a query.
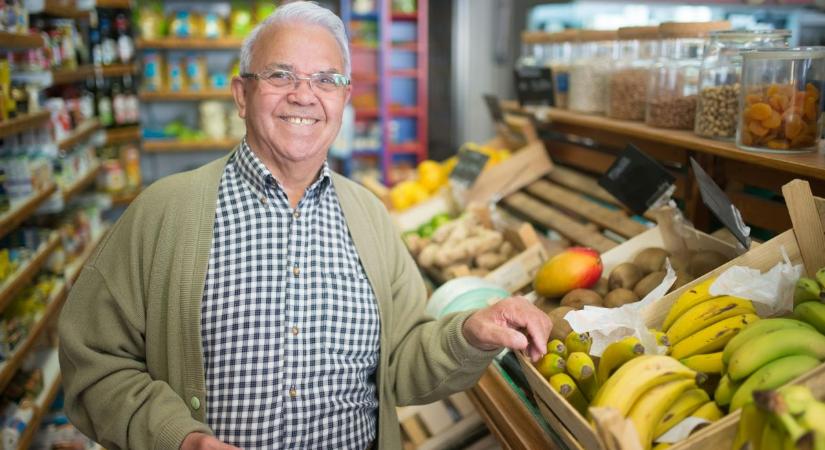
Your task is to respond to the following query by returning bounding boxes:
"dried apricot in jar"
[804,97,818,121]
[762,110,782,129]
[785,115,804,139]
[749,103,772,121]
[746,93,763,105]
[740,129,754,146]
[767,84,780,97]
[806,83,820,101]
[766,140,790,150]
[748,121,769,137]
[769,94,789,113]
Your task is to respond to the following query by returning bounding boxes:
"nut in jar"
[739,82,821,151]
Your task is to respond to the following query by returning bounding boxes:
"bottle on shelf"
[99,13,117,66]
[89,25,103,67]
[122,74,139,126]
[94,76,114,128]
[115,11,134,65]
[111,77,127,127]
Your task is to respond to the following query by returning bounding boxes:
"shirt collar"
[235,137,332,199]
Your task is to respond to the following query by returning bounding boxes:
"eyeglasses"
[240,68,350,93]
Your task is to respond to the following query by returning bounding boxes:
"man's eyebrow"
[263,62,294,71]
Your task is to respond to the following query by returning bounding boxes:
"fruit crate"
[516,179,825,450]
[398,392,486,450]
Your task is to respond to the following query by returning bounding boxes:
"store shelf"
[391,12,419,21]
[110,189,141,206]
[389,68,418,78]
[143,139,238,153]
[0,31,46,50]
[95,0,130,7]
[0,280,67,395]
[57,119,102,151]
[16,351,62,450]
[388,142,420,153]
[36,0,92,19]
[65,225,110,286]
[136,37,243,50]
[105,126,140,145]
[0,184,58,240]
[61,162,102,203]
[139,90,234,101]
[0,111,50,140]
[0,233,61,315]
[389,106,419,117]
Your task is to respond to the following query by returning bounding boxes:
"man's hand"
[462,296,552,363]
[181,432,241,450]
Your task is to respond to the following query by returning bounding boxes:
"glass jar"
[548,30,577,110]
[737,47,825,153]
[569,29,617,114]
[695,30,790,139]
[646,21,730,129]
[518,31,545,68]
[607,26,659,121]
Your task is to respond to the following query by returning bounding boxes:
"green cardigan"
[58,152,499,450]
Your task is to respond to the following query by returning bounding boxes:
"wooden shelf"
[0,184,58,240]
[17,352,62,450]
[39,0,91,19]
[136,37,243,50]
[110,189,141,206]
[143,139,237,153]
[389,106,419,117]
[105,126,140,145]
[0,111,50,140]
[99,63,138,78]
[522,105,825,182]
[139,90,233,101]
[95,0,130,7]
[61,163,102,203]
[65,225,110,286]
[391,12,419,21]
[0,280,67,395]
[49,64,137,86]
[0,31,45,50]
[0,233,61,316]
[58,119,101,151]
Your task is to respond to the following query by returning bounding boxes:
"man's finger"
[487,324,528,350]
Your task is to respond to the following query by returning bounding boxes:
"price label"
[483,94,505,124]
[598,144,675,216]
[690,158,751,248]
[449,149,490,188]
[513,66,555,107]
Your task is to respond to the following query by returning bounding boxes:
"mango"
[534,247,603,298]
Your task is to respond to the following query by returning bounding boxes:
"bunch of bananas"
[660,277,759,370]
[733,385,825,450]
[535,331,600,416]
[793,267,825,306]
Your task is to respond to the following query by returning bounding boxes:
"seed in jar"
[646,96,697,129]
[695,84,739,138]
[608,68,648,121]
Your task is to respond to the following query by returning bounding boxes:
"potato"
[608,263,644,290]
[560,289,603,309]
[548,306,575,340]
[634,270,666,298]
[633,248,670,274]
[689,250,729,278]
[603,288,639,308]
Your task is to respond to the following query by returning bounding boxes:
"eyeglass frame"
[239,68,351,93]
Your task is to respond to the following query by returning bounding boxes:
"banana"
[665,296,755,345]
[752,388,810,444]
[779,385,817,416]
[761,420,785,450]
[690,401,722,421]
[816,267,825,291]
[653,388,709,439]
[547,339,567,358]
[801,401,825,434]
[714,374,742,407]
[670,313,759,360]
[597,336,645,383]
[565,331,592,354]
[549,372,589,417]
[729,354,820,411]
[651,444,670,450]
[733,403,766,450]
[794,301,825,335]
[661,277,717,331]
[680,352,724,374]
[650,329,670,348]
[728,327,825,381]
[628,379,695,450]
[723,318,815,365]
[566,352,599,401]
[795,276,823,305]
[536,353,566,379]
[591,355,701,416]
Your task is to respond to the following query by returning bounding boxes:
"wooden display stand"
[515,179,825,450]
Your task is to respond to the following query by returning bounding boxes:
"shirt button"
[291,326,299,336]
[292,266,300,276]
[190,396,200,410]
[289,387,298,398]
[260,196,267,205]
[293,210,300,219]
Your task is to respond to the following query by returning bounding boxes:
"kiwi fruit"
[608,263,644,290]
[671,270,694,292]
[603,288,639,308]
[633,248,670,274]
[689,250,729,278]
[560,289,603,309]
[634,270,666,298]
[592,277,609,297]
[668,252,691,273]
[548,306,575,340]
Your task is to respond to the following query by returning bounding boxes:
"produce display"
[739,83,820,151]
[733,385,825,450]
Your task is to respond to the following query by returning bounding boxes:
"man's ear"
[231,76,247,119]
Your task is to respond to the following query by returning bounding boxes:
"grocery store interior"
[2,0,825,448]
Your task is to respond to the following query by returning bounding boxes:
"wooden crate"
[399,392,486,450]
[515,179,825,450]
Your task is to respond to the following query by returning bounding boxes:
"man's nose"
[287,79,317,105]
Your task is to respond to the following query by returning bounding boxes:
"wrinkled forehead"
[252,22,346,74]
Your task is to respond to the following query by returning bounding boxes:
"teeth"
[284,116,316,125]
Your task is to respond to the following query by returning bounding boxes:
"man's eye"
[316,75,337,85]
[269,71,293,80]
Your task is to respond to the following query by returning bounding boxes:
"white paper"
[565,261,677,356]
[654,417,711,443]
[709,246,802,316]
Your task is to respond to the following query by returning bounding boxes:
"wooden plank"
[401,416,429,445]
[535,400,586,450]
[545,141,616,175]
[546,166,620,207]
[418,413,484,450]
[105,126,140,146]
[17,369,62,450]
[0,111,50,140]
[143,139,238,152]
[0,184,57,240]
[728,190,791,233]
[98,63,139,78]
[525,180,647,238]
[139,90,234,101]
[782,180,825,276]
[111,189,141,206]
[502,192,617,253]
[484,243,548,294]
[0,234,61,315]
[449,392,477,418]
[723,159,825,197]
[62,163,102,202]
[41,0,90,19]
[416,401,455,436]
[96,0,130,7]
[58,119,101,151]
[136,38,243,50]
[466,141,553,205]
[0,31,45,50]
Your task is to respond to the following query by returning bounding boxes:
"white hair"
[239,1,351,77]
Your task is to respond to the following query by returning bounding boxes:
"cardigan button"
[190,396,201,410]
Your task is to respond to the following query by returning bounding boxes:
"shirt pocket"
[320,269,381,362]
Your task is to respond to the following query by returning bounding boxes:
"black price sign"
[449,149,490,188]
[483,94,505,124]
[690,158,751,248]
[598,144,675,216]
[513,66,555,107]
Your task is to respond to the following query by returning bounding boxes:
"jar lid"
[741,46,825,60]
[578,29,618,42]
[617,26,659,40]
[659,21,731,38]
[709,29,791,40]
[546,29,580,43]
[521,31,548,44]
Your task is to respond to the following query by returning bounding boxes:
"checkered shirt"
[201,140,381,448]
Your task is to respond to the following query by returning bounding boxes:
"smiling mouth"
[280,116,319,126]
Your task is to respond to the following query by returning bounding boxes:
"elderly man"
[58,2,552,449]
